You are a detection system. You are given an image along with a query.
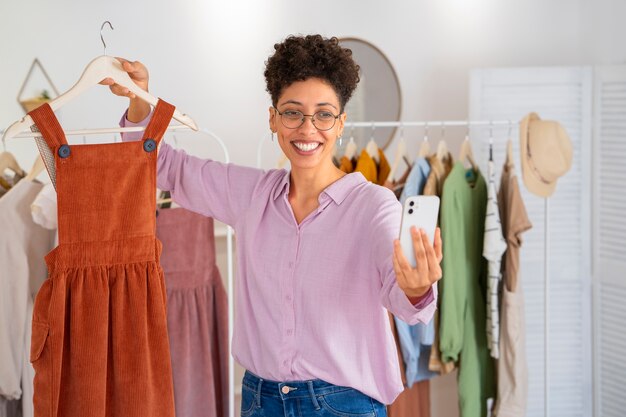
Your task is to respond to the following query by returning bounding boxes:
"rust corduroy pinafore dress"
[28,100,177,417]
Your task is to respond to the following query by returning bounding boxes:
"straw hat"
[519,112,572,197]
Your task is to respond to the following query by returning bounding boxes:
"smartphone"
[398,195,440,267]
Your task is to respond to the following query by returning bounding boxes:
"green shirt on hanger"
[439,162,494,417]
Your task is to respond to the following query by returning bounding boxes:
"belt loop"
[307,381,320,410]
[255,377,263,409]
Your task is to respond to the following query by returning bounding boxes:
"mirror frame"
[339,37,403,150]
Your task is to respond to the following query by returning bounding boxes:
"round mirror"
[339,38,402,150]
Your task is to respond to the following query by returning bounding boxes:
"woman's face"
[269,77,346,172]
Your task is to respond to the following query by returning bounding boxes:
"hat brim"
[520,112,556,198]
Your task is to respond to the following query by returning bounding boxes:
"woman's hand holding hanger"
[393,227,443,304]
[99,58,151,123]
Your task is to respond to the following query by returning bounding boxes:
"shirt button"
[286,329,293,335]
[286,295,292,301]
[143,138,157,152]
[58,144,71,158]
[281,386,290,394]
[288,262,293,268]
[283,360,288,366]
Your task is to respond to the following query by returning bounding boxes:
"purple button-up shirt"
[122,112,437,404]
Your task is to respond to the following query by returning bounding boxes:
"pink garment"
[156,208,228,417]
[122,112,437,404]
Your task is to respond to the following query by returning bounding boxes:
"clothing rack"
[2,126,237,417]
[257,117,551,417]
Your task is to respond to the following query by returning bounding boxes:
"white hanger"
[343,126,357,160]
[365,122,379,163]
[2,22,198,142]
[386,123,410,183]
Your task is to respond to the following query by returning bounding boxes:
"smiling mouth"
[292,141,322,152]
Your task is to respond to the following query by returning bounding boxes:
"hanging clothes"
[384,162,412,200]
[0,179,54,417]
[387,314,430,417]
[354,149,377,182]
[377,149,391,186]
[483,161,507,359]
[392,157,437,386]
[156,208,229,417]
[27,101,176,417]
[439,162,494,417]
[423,152,456,376]
[0,397,21,417]
[493,159,532,417]
[351,148,390,185]
[399,158,430,205]
[338,155,356,174]
[0,172,25,198]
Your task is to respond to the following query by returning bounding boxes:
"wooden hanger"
[2,55,198,141]
[343,132,358,161]
[436,139,449,160]
[24,155,45,182]
[365,123,380,163]
[458,131,477,170]
[365,138,379,163]
[418,123,431,158]
[386,128,411,183]
[0,151,25,177]
[2,23,197,142]
[506,138,514,167]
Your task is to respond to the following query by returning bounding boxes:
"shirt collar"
[272,170,366,205]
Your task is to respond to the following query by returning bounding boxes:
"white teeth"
[293,142,320,152]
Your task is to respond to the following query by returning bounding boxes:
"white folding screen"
[592,65,626,417]
[469,67,593,417]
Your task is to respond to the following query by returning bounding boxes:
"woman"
[104,34,442,417]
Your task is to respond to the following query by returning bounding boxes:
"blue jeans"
[241,371,387,417]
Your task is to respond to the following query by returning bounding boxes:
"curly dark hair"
[264,35,360,112]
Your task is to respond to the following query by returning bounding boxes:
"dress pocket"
[30,321,49,363]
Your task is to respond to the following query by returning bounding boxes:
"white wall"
[0,1,621,416]
[2,0,620,168]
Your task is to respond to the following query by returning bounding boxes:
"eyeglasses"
[273,107,341,131]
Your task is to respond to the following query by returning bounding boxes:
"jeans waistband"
[242,370,357,401]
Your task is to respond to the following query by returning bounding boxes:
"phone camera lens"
[408,209,414,214]
[409,201,415,206]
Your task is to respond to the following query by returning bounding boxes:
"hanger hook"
[100,21,114,56]
[350,125,355,141]
[424,122,429,142]
[441,121,445,139]
[489,121,494,145]
[370,122,375,141]
[465,121,470,141]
